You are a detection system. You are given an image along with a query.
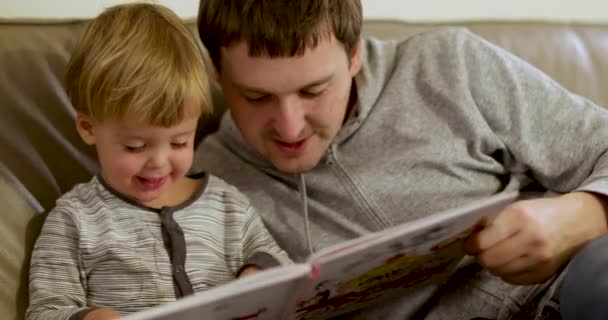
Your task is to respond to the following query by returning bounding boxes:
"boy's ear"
[76,112,96,145]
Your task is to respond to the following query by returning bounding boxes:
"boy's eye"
[244,94,270,103]
[125,145,144,153]
[171,142,188,149]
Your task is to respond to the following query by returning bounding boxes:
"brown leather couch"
[2,18,608,320]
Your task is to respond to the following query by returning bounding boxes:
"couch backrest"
[363,20,608,107]
[2,17,608,320]
[3,20,608,213]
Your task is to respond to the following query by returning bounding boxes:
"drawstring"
[298,173,314,256]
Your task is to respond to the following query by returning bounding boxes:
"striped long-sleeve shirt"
[26,173,291,320]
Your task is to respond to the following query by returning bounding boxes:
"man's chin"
[271,158,319,174]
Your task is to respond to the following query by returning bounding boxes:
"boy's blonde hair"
[65,3,211,127]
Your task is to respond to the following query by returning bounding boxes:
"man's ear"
[76,112,96,145]
[349,38,363,77]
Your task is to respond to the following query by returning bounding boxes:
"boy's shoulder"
[54,176,104,211]
[198,173,252,209]
[205,173,240,192]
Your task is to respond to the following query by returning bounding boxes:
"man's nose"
[273,97,306,142]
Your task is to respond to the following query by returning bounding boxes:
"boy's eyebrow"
[234,74,333,94]
[172,129,197,138]
[120,134,144,141]
[120,129,196,140]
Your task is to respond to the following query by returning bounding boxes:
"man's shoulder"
[364,26,474,46]
[399,27,475,43]
[361,27,488,77]
[366,27,500,82]
[396,27,483,55]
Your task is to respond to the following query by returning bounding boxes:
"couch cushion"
[0,165,44,320]
[0,21,225,212]
[2,16,608,320]
[362,20,608,108]
[0,21,97,212]
[3,19,608,213]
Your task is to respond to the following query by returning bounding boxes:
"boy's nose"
[146,150,168,169]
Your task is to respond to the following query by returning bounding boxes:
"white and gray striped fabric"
[26,173,290,320]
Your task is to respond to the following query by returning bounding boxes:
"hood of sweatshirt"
[213,38,397,178]
[211,38,398,253]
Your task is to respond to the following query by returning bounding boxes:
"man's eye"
[125,145,144,153]
[171,142,188,149]
[300,90,324,98]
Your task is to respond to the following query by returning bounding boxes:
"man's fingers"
[476,231,528,269]
[488,255,532,277]
[465,207,521,254]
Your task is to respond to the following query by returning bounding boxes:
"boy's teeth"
[143,177,162,181]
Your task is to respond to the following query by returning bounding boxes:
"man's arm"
[430,30,608,285]
[465,192,608,284]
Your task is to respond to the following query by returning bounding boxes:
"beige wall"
[1,0,198,19]
[363,0,607,22]
[2,0,608,23]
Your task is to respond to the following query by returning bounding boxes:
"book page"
[124,264,311,320]
[296,192,518,319]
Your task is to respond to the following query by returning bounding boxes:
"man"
[561,236,608,320]
[194,0,608,318]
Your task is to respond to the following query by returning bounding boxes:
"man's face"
[218,37,361,173]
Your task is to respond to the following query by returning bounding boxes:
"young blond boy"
[25,4,289,320]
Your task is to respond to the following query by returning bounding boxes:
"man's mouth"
[275,139,307,155]
[277,140,304,148]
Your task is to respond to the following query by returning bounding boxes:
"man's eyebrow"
[300,74,333,89]
[233,74,333,94]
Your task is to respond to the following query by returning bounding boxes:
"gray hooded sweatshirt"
[194,28,608,319]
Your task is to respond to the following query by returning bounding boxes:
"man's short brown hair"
[197,0,362,72]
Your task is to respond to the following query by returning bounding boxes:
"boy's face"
[77,112,199,206]
[218,36,362,173]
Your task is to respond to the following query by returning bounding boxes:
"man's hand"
[83,308,122,320]
[464,192,608,285]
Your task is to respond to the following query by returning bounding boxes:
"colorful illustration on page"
[295,253,452,319]
[229,307,268,320]
[295,227,475,319]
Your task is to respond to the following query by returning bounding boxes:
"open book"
[125,192,518,320]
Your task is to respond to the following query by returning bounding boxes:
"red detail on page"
[311,265,321,279]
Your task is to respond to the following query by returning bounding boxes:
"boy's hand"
[83,308,122,320]
[238,265,261,278]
